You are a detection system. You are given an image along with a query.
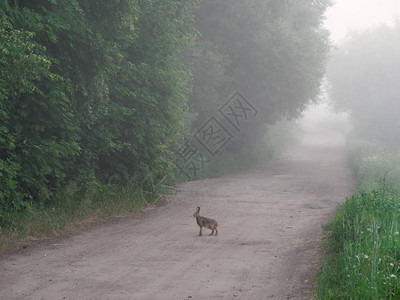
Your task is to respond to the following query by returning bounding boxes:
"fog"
[300,101,350,134]
[300,0,400,147]
[325,0,400,44]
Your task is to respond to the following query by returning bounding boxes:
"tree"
[189,0,331,151]
[0,4,79,210]
[328,23,400,145]
[0,0,198,217]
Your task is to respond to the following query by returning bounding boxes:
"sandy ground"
[0,130,354,300]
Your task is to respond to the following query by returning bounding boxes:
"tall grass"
[318,139,400,299]
[319,189,400,299]
[0,180,165,253]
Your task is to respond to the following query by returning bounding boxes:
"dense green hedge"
[0,0,197,216]
[0,0,330,228]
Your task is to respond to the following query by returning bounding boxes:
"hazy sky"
[303,1,400,122]
[325,0,400,43]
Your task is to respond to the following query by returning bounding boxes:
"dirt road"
[0,130,353,300]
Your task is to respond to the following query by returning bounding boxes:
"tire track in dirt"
[0,130,354,299]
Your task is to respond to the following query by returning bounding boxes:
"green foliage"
[0,0,198,227]
[0,6,77,211]
[319,190,400,299]
[189,0,331,152]
[318,140,400,298]
[328,24,400,146]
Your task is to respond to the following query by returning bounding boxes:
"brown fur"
[193,207,218,236]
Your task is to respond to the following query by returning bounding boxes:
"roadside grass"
[318,189,400,299]
[0,181,164,254]
[318,139,400,299]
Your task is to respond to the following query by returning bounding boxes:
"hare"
[193,207,218,236]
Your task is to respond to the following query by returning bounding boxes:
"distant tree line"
[328,23,400,145]
[0,0,330,218]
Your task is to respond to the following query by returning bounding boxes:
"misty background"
[302,0,400,139]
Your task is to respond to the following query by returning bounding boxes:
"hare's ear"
[197,206,200,213]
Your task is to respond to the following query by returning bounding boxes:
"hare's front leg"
[210,230,214,235]
[215,228,218,236]
[199,227,203,236]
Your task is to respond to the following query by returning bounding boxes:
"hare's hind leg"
[209,230,214,236]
